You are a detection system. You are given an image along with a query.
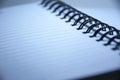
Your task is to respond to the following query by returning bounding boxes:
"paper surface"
[0,2,120,80]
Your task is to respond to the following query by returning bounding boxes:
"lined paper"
[0,2,120,80]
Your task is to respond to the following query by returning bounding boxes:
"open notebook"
[0,0,120,80]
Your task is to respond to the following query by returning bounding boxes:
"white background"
[0,0,120,9]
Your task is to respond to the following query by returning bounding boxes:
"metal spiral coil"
[41,0,120,51]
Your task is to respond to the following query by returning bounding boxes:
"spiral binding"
[41,0,120,51]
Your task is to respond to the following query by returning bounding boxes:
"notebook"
[0,0,120,80]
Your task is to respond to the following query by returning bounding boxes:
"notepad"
[0,1,120,80]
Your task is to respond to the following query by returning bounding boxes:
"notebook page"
[0,2,120,80]
[77,8,120,30]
